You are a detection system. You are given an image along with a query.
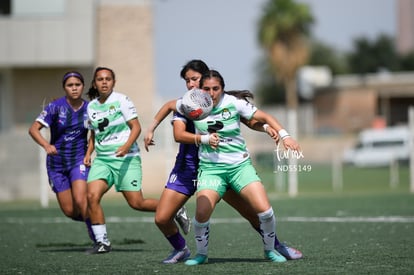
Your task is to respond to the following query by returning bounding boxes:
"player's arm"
[173,120,219,149]
[116,118,141,157]
[252,109,300,151]
[144,99,177,151]
[28,121,58,155]
[241,117,279,142]
[84,131,95,166]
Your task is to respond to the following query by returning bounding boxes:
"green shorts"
[87,156,142,192]
[197,159,261,197]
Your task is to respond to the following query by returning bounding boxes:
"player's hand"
[83,155,92,167]
[115,146,129,157]
[265,126,280,144]
[144,131,155,152]
[44,144,58,155]
[209,133,220,150]
[282,137,301,152]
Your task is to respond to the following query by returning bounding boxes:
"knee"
[155,213,170,227]
[127,200,144,210]
[61,207,76,219]
[87,190,100,206]
[73,196,87,209]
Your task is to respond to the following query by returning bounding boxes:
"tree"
[348,34,399,74]
[258,0,313,110]
[400,50,414,71]
[254,55,286,105]
[257,0,313,197]
[309,40,349,75]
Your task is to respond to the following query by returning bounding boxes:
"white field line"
[3,216,414,224]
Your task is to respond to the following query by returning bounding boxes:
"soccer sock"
[91,224,110,245]
[258,207,276,251]
[85,218,96,242]
[255,227,281,248]
[193,218,210,256]
[166,232,186,251]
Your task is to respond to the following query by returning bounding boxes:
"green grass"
[1,165,414,274]
[257,161,412,195]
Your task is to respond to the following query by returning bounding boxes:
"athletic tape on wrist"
[278,129,290,139]
[200,134,210,144]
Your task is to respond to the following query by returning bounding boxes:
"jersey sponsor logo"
[97,118,109,132]
[206,121,223,133]
[97,134,118,145]
[79,164,86,175]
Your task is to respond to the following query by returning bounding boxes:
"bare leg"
[155,188,189,236]
[122,190,158,211]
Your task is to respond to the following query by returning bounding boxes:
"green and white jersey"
[193,93,257,168]
[87,91,140,158]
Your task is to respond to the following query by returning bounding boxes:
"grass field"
[1,165,414,274]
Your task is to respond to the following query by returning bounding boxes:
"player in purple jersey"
[29,71,95,243]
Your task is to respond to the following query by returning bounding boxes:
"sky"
[153,0,396,99]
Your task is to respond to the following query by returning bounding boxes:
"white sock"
[91,224,110,245]
[193,219,210,256]
[258,207,275,251]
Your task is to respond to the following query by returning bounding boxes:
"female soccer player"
[28,71,95,242]
[144,60,301,264]
[84,67,161,254]
[182,69,301,265]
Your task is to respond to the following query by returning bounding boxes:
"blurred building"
[397,0,414,54]
[0,0,171,201]
[313,71,414,134]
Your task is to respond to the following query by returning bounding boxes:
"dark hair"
[62,71,84,87]
[87,67,116,100]
[200,70,254,102]
[200,69,225,89]
[225,90,254,102]
[180,59,209,79]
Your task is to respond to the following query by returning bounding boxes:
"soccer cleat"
[86,242,112,254]
[175,206,191,235]
[184,254,208,266]
[264,250,287,263]
[162,246,191,264]
[276,243,303,260]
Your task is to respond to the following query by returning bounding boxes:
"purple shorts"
[47,163,89,193]
[165,169,197,196]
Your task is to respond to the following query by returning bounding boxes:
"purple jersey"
[172,111,198,172]
[36,96,89,170]
[165,111,199,196]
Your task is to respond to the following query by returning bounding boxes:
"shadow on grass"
[38,247,145,253]
[207,257,269,264]
[36,238,145,253]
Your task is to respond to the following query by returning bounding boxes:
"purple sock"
[85,218,96,242]
[166,232,186,250]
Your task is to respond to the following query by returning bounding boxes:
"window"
[372,140,405,148]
